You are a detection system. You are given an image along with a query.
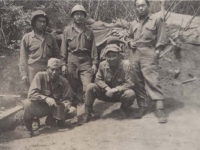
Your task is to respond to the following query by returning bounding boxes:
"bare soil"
[0,41,200,150]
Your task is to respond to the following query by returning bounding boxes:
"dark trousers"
[85,83,135,114]
[23,100,76,131]
[130,48,164,104]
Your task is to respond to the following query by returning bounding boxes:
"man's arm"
[60,29,69,64]
[28,73,48,101]
[19,35,28,78]
[155,17,167,53]
[90,31,98,65]
[51,35,61,58]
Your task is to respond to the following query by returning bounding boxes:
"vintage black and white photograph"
[0,0,199,149]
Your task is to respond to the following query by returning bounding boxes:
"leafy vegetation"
[0,0,199,94]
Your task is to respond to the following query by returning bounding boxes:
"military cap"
[47,58,62,69]
[104,44,122,55]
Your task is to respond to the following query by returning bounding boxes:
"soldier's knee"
[123,90,135,99]
[23,100,32,110]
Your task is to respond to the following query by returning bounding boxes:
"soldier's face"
[106,51,120,67]
[47,67,61,80]
[135,0,149,17]
[34,16,47,31]
[73,11,85,24]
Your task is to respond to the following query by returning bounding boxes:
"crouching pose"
[84,44,135,122]
[23,58,76,137]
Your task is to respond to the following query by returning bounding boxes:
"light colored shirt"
[129,14,167,49]
[95,60,134,92]
[61,23,98,65]
[19,31,60,77]
[28,71,74,104]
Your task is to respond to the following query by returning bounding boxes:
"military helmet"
[71,5,87,17]
[31,10,49,26]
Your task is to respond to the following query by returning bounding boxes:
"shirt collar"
[31,30,46,40]
[136,13,152,22]
[71,22,86,33]
[46,73,63,86]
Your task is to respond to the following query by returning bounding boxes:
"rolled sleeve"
[155,17,167,50]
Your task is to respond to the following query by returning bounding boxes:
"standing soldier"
[61,5,98,105]
[128,0,167,123]
[19,10,60,86]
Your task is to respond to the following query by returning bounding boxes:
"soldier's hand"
[91,64,97,74]
[61,65,68,75]
[129,41,137,49]
[45,97,56,107]
[22,76,29,83]
[105,88,116,98]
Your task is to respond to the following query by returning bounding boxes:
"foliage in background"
[0,0,199,94]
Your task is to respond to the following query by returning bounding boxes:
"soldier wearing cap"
[61,5,98,105]
[19,10,60,87]
[83,44,135,122]
[23,58,76,137]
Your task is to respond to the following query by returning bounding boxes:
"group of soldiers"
[19,0,168,138]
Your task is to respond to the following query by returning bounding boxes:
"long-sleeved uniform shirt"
[129,14,167,49]
[61,23,98,65]
[95,60,134,92]
[19,31,60,77]
[28,71,74,104]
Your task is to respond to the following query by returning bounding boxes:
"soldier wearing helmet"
[19,10,60,88]
[61,5,98,105]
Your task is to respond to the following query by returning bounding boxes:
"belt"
[69,50,90,57]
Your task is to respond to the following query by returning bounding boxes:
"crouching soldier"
[23,58,76,137]
[84,44,135,122]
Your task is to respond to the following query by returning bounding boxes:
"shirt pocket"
[144,22,157,40]
[29,44,40,52]
[117,78,125,85]
[46,43,53,57]
[105,74,112,83]
[84,33,92,41]
[67,35,77,49]
[29,44,40,58]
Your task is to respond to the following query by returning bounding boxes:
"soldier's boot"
[83,105,100,123]
[120,105,130,118]
[45,116,56,128]
[156,109,167,123]
[134,106,146,119]
[155,100,167,123]
[32,117,40,131]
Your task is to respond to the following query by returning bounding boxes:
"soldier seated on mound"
[23,58,77,138]
[83,44,135,122]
